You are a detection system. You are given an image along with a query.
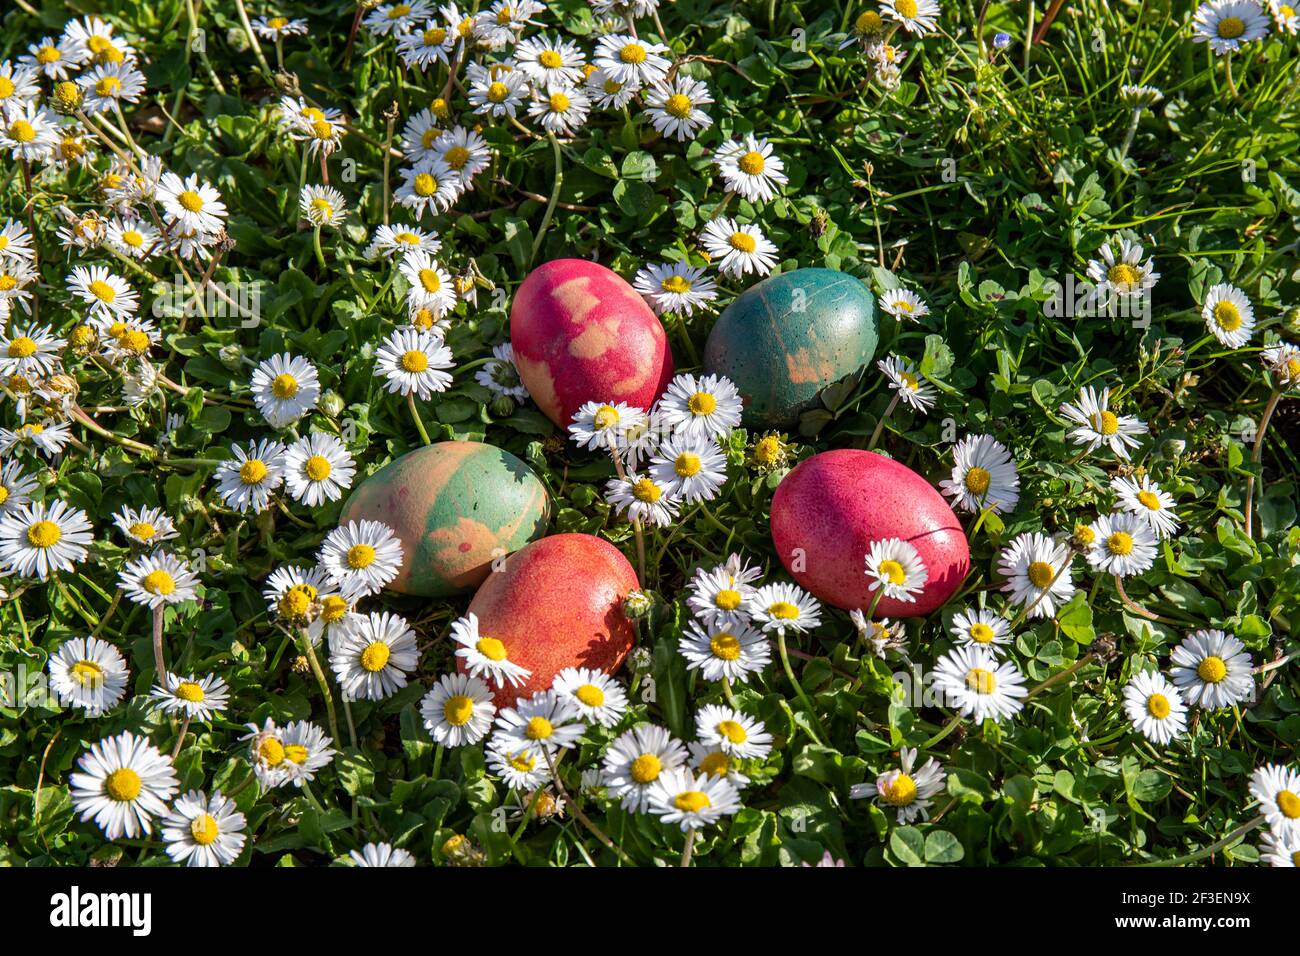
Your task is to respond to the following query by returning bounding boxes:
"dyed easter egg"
[703,268,877,429]
[511,258,674,427]
[340,441,550,598]
[770,450,969,617]
[463,533,639,707]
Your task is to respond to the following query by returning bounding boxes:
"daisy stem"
[171,715,192,760]
[52,574,98,630]
[708,189,735,221]
[224,769,256,799]
[1117,107,1141,165]
[1131,814,1265,867]
[542,747,634,865]
[920,714,963,750]
[297,143,310,195]
[721,675,735,706]
[432,743,445,779]
[275,37,284,73]
[298,628,342,749]
[407,392,433,445]
[152,605,168,679]
[1026,651,1098,701]
[342,696,359,749]
[1224,52,1240,100]
[528,132,563,267]
[1242,388,1282,541]
[1112,575,1171,624]
[184,0,228,94]
[680,828,696,868]
[343,3,365,69]
[775,630,827,746]
[312,223,327,271]
[382,110,396,226]
[232,0,276,83]
[866,394,900,451]
[673,313,700,366]
[111,101,139,155]
[70,404,157,458]
[89,589,123,641]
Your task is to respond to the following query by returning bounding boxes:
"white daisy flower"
[1192,0,1271,54]
[450,611,532,689]
[695,704,773,760]
[950,607,1013,653]
[1202,282,1255,348]
[568,399,648,451]
[1059,385,1148,460]
[679,620,770,683]
[150,672,230,722]
[527,84,591,136]
[374,327,455,400]
[1261,341,1300,389]
[21,36,76,80]
[467,65,528,118]
[493,689,585,757]
[432,125,491,187]
[715,135,788,204]
[881,0,942,34]
[120,550,200,609]
[1,102,59,163]
[865,537,929,603]
[1270,0,1300,33]
[214,438,286,514]
[252,16,310,39]
[1085,238,1160,299]
[602,724,689,812]
[641,75,714,141]
[395,158,461,219]
[687,741,752,789]
[632,262,718,317]
[0,219,35,261]
[0,498,93,579]
[105,216,160,260]
[398,248,458,316]
[1169,629,1255,710]
[48,636,129,716]
[0,61,40,116]
[585,67,640,109]
[161,790,247,867]
[317,519,405,599]
[475,342,529,400]
[514,34,587,87]
[421,672,496,747]
[0,256,37,317]
[365,222,442,259]
[112,505,178,547]
[62,16,137,66]
[1085,512,1158,578]
[933,646,1029,723]
[748,581,822,635]
[156,171,227,235]
[879,288,930,322]
[649,435,728,503]
[849,747,946,823]
[0,460,38,516]
[263,563,332,628]
[283,432,356,507]
[69,731,179,840]
[593,33,671,86]
[1260,828,1300,867]
[997,531,1076,619]
[699,217,779,279]
[687,553,763,630]
[1251,764,1300,841]
[605,471,680,528]
[1122,670,1189,745]
[646,767,742,830]
[552,667,630,727]
[658,372,744,442]
[243,718,336,789]
[877,354,936,413]
[364,0,433,34]
[299,184,347,228]
[351,842,416,866]
[330,610,420,701]
[77,60,146,114]
[398,21,456,70]
[399,108,447,163]
[486,743,552,790]
[0,324,62,379]
[67,264,138,320]
[1111,474,1180,539]
[940,433,1020,514]
[0,420,73,459]
[250,353,320,429]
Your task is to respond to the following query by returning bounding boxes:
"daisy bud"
[490,395,516,418]
[1283,306,1300,336]
[623,589,654,620]
[318,390,345,418]
[628,646,653,673]
[218,343,244,370]
[291,655,311,674]
[430,97,451,122]
[51,80,83,113]
[179,494,205,516]
[1160,438,1186,460]
[225,26,250,52]
[66,323,97,351]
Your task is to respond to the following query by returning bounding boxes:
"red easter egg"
[510,258,674,427]
[770,450,969,617]
[461,533,640,708]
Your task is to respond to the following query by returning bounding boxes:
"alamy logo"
[49,886,152,936]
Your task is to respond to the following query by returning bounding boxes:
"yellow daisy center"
[321,595,349,623]
[1108,263,1140,287]
[538,50,562,69]
[965,667,998,695]
[284,744,309,764]
[444,694,475,726]
[279,584,316,618]
[674,452,702,477]
[714,588,742,611]
[879,772,918,806]
[178,190,204,212]
[95,76,121,97]
[1277,790,1300,819]
[630,753,662,784]
[1217,16,1246,38]
[632,478,662,503]
[424,26,447,44]
[660,274,691,294]
[104,768,142,802]
[389,4,412,18]
[664,93,692,118]
[525,716,554,740]
[964,467,991,495]
[688,391,717,415]
[188,813,219,844]
[71,660,103,686]
[476,637,507,661]
[1098,410,1119,435]
[895,0,920,18]
[878,559,907,585]
[269,17,289,29]
[620,43,647,64]
[487,81,509,103]
[1147,693,1170,719]
[1027,560,1056,589]
[346,543,376,568]
[1136,490,1162,510]
[122,230,144,248]
[737,151,766,176]
[674,790,711,813]
[8,120,33,143]
[400,349,429,373]
[1197,656,1228,684]
[37,46,61,65]
[418,269,442,293]
[717,719,748,744]
[699,751,731,777]
[710,633,741,661]
[548,91,571,113]
[259,737,286,765]
[413,172,437,196]
[768,600,799,620]
[575,684,605,707]
[27,520,61,548]
[1213,300,1242,331]
[856,11,884,32]
[0,78,13,98]
[1106,531,1134,556]
[271,373,298,399]
[121,330,150,355]
[444,145,470,169]
[239,459,268,485]
[143,569,176,595]
[304,455,332,481]
[969,622,995,644]
[728,231,756,253]
[176,681,205,703]
[7,337,37,358]
[360,641,390,672]
[129,521,157,540]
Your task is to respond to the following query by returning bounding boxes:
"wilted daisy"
[398,248,457,316]
[699,217,779,278]
[1120,83,1165,108]
[1260,828,1300,868]
[250,353,320,429]
[468,65,528,118]
[1085,512,1157,578]
[1059,385,1148,460]
[553,667,629,727]
[877,354,937,413]
[1111,474,1180,539]
[934,646,1028,723]
[569,399,647,451]
[0,461,38,516]
[642,75,714,141]
[299,184,347,228]
[365,221,442,259]
[679,620,770,683]
[881,0,941,33]
[1086,238,1160,299]
[67,264,138,320]
[950,607,1012,653]
[493,690,585,757]
[374,327,455,400]
[850,747,946,823]
[1,324,61,379]
[0,420,73,459]
[865,537,929,603]
[150,672,230,722]
[527,85,591,136]
[940,433,1020,514]
[77,60,146,114]
[120,550,200,609]
[421,672,496,747]
[998,531,1076,619]
[514,33,587,87]
[487,743,552,790]
[715,135,788,204]
[111,505,178,547]
[606,472,680,527]
[659,372,743,441]
[1202,282,1255,348]
[879,288,930,322]
[156,171,227,235]
[0,498,93,579]
[49,636,129,716]
[161,790,247,868]
[632,262,718,316]
[851,610,908,658]
[1169,629,1255,709]
[331,611,420,701]
[69,731,179,840]
[1122,670,1188,745]
[1192,0,1271,54]
[318,519,405,599]
[687,553,762,630]
[475,342,529,400]
[647,767,742,830]
[1,102,59,162]
[649,435,727,503]
[748,581,822,634]
[1249,764,1300,841]
[283,432,356,507]
[214,438,286,514]
[450,611,532,689]
[1262,341,1300,388]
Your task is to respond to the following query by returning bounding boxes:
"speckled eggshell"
[463,533,639,708]
[510,258,674,427]
[770,450,969,617]
[703,268,877,429]
[340,441,550,598]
